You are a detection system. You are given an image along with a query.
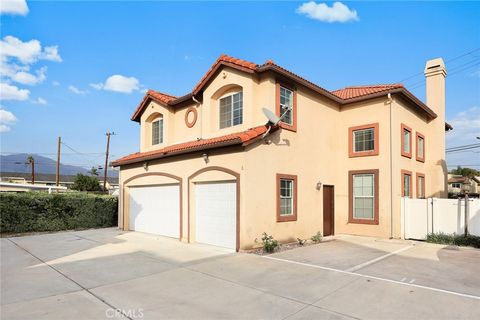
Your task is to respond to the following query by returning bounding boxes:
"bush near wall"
[0,192,118,234]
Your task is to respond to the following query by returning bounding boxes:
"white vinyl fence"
[401,197,480,240]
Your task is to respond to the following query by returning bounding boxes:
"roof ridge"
[147,89,177,98]
[333,83,403,91]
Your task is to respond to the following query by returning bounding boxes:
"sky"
[0,0,479,172]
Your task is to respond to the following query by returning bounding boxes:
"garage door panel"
[195,182,236,249]
[129,185,180,238]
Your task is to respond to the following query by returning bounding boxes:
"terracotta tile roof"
[131,90,177,121]
[192,54,257,94]
[131,54,438,122]
[112,125,272,166]
[331,84,404,100]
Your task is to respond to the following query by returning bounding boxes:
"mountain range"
[0,153,118,177]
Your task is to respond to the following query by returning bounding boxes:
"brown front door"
[323,185,334,236]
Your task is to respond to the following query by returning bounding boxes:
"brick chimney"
[424,58,447,197]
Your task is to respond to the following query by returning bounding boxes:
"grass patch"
[426,233,480,249]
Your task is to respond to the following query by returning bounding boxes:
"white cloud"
[0,0,29,16]
[92,75,140,94]
[0,82,30,100]
[32,97,47,105]
[0,36,42,64]
[297,1,358,23]
[89,82,103,90]
[0,107,17,123]
[0,106,17,133]
[10,66,47,85]
[52,81,60,86]
[0,124,11,132]
[68,85,87,95]
[41,46,62,62]
[446,106,480,169]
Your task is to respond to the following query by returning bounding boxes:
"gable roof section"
[112,125,273,167]
[332,84,403,100]
[131,90,177,121]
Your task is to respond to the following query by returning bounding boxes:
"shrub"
[261,232,278,253]
[311,231,323,243]
[426,232,480,249]
[0,192,118,234]
[71,173,100,191]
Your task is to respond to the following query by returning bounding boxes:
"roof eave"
[112,139,243,167]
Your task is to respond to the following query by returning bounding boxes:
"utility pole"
[27,155,35,184]
[103,132,115,193]
[56,136,61,186]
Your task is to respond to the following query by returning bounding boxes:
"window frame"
[401,123,412,158]
[276,174,298,222]
[151,117,164,145]
[275,82,297,132]
[416,132,425,162]
[401,169,413,198]
[348,123,379,158]
[416,173,425,199]
[219,91,243,129]
[348,169,379,225]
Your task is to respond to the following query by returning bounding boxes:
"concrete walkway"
[1,229,479,319]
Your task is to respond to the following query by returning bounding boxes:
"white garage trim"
[188,166,240,251]
[122,172,183,240]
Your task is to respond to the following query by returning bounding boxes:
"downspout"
[387,93,394,239]
[192,95,202,139]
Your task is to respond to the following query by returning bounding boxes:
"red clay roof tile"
[112,125,270,166]
[331,84,404,100]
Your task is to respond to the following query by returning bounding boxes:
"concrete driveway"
[1,229,479,320]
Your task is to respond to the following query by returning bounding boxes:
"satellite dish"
[262,108,280,125]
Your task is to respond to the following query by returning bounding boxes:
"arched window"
[219,91,242,129]
[151,116,163,145]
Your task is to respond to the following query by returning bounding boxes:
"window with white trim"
[353,174,374,220]
[279,178,294,216]
[403,128,411,154]
[280,86,293,125]
[152,118,163,145]
[219,92,243,129]
[353,128,375,152]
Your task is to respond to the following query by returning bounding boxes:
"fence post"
[465,193,469,236]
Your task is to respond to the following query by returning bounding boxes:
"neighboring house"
[448,174,480,194]
[113,55,451,251]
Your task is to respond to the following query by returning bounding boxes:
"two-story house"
[112,55,450,251]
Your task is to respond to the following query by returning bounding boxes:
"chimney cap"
[424,58,447,76]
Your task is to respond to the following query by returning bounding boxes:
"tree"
[71,173,100,191]
[89,167,99,176]
[450,166,480,178]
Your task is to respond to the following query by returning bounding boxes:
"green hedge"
[0,192,118,234]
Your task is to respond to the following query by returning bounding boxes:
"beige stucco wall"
[119,63,447,249]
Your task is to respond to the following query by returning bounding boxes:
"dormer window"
[219,92,243,129]
[152,118,163,145]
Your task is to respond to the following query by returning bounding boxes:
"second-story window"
[280,86,293,125]
[348,123,379,157]
[152,118,163,145]
[401,124,412,158]
[219,92,243,129]
[416,132,425,162]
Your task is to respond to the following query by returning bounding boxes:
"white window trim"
[353,128,375,153]
[353,174,375,220]
[279,86,294,126]
[279,178,294,216]
[152,117,164,145]
[219,91,243,129]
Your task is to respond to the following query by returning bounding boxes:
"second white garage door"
[129,184,180,238]
[195,181,236,250]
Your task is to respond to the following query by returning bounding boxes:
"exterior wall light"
[316,181,322,190]
[202,153,209,164]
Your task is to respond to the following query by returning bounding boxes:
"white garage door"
[195,181,236,250]
[129,184,180,238]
